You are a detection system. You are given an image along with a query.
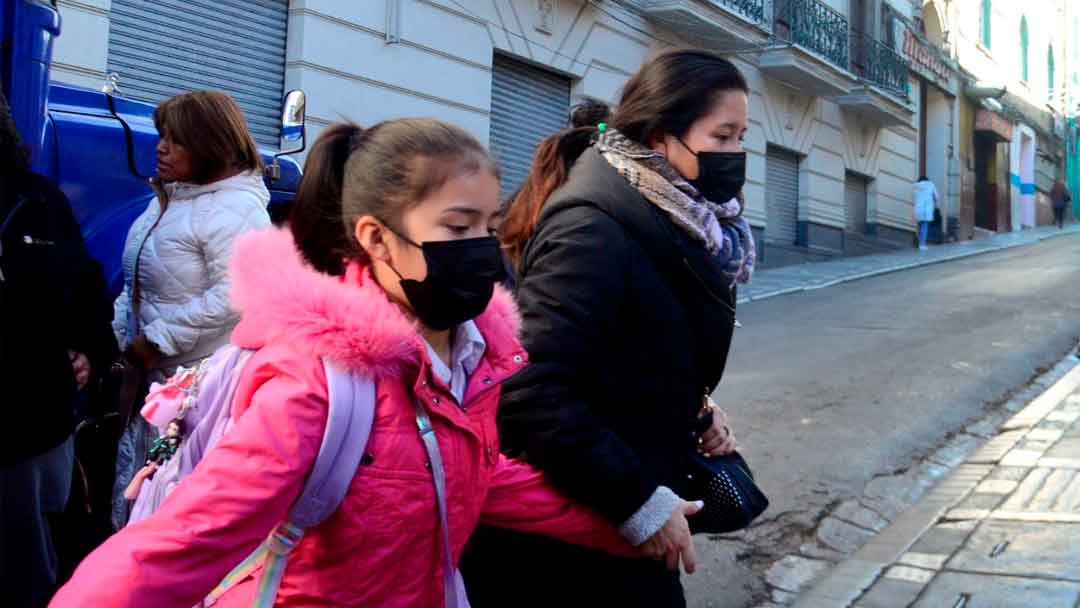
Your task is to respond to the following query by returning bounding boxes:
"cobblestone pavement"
[683,233,1080,608]
[741,224,1080,305]
[793,362,1080,608]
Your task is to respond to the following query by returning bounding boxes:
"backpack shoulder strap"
[287,358,376,527]
[209,359,375,608]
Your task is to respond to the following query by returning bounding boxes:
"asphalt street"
[684,233,1080,607]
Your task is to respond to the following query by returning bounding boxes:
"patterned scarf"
[595,129,755,285]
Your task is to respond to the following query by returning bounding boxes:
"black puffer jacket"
[464,148,737,606]
[0,171,117,466]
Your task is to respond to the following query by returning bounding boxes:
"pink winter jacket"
[52,228,635,607]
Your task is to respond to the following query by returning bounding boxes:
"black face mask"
[387,231,507,331]
[677,137,746,204]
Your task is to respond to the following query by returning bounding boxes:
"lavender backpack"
[127,344,468,608]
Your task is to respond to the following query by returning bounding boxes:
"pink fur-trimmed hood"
[228,227,521,379]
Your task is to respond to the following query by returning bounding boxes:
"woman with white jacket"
[111,91,270,528]
[912,175,938,250]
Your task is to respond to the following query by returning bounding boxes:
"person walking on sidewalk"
[110,91,271,529]
[0,93,117,607]
[913,175,938,250]
[1051,179,1071,229]
[52,119,646,608]
[464,48,753,607]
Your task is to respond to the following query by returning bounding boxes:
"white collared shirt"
[423,320,486,406]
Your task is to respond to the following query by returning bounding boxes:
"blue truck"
[1,0,305,297]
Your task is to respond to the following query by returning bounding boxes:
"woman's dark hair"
[612,48,749,145]
[0,92,30,178]
[569,97,611,129]
[153,91,263,184]
[289,118,496,275]
[288,123,360,275]
[499,47,748,267]
[918,175,929,182]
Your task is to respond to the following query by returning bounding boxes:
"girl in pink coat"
[51,120,666,607]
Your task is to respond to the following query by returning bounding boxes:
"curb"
[737,226,1080,305]
[791,351,1080,607]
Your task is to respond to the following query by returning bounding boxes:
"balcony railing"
[850,31,909,99]
[773,0,849,70]
[714,0,765,23]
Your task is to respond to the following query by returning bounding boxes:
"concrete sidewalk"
[741,224,1080,305]
[794,358,1080,608]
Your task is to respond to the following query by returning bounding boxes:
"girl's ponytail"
[499,99,611,269]
[499,126,596,269]
[289,122,364,275]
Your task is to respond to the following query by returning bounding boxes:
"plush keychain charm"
[147,418,184,465]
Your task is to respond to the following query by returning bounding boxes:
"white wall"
[926,87,950,216]
[286,0,654,157]
[50,0,111,89]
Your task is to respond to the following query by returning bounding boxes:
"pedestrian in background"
[913,175,938,250]
[1051,178,1071,229]
[110,91,271,529]
[0,93,116,607]
[464,48,753,607]
[53,119,641,607]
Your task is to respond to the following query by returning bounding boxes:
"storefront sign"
[903,29,951,83]
[975,109,1014,141]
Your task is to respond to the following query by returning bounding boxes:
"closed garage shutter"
[490,54,571,197]
[845,172,869,234]
[766,146,799,244]
[107,0,287,146]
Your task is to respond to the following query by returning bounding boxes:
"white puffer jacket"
[112,171,271,371]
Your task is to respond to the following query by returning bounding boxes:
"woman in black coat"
[0,93,117,606]
[464,49,756,606]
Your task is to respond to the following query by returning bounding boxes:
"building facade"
[54,0,959,266]
[941,0,1072,234]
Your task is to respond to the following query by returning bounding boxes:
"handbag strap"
[413,400,459,608]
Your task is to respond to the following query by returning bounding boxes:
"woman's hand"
[699,397,737,457]
[69,350,91,390]
[638,500,703,573]
[128,335,162,370]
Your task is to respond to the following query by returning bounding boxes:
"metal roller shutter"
[490,54,571,197]
[845,172,869,234]
[107,0,287,146]
[766,146,799,244]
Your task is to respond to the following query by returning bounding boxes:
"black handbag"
[678,448,769,534]
[674,411,769,534]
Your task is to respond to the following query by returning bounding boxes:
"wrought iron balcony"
[773,0,849,71]
[850,31,909,99]
[714,0,764,23]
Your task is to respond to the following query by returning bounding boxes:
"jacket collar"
[229,227,521,380]
[165,170,267,202]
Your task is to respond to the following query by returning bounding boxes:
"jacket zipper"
[131,192,169,322]
[0,196,31,283]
